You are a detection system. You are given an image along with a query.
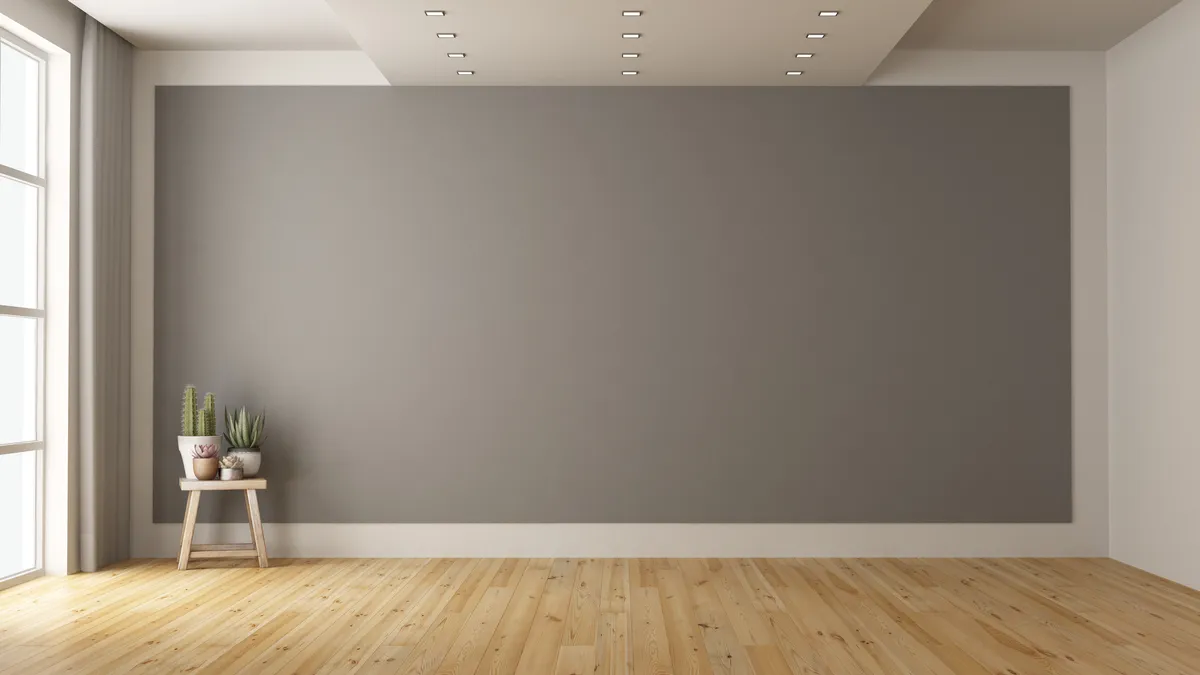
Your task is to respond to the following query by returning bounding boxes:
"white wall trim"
[2,6,81,576]
[142,522,1104,559]
[132,50,1109,559]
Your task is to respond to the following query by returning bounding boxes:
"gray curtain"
[79,15,132,572]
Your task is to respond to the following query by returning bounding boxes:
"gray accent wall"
[154,86,1072,524]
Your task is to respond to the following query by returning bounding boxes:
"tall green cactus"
[200,392,217,436]
[181,385,198,436]
[181,386,217,436]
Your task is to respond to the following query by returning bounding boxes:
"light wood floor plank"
[473,558,553,675]
[351,560,481,674]
[744,644,795,675]
[434,586,515,675]
[554,644,596,675]
[513,558,579,675]
[226,560,391,675]
[113,559,331,673]
[204,561,390,674]
[767,560,883,674]
[0,558,1198,675]
[631,585,674,675]
[711,560,775,647]
[390,560,507,675]
[677,559,755,675]
[562,558,604,647]
[596,611,631,675]
[601,559,630,614]
[656,568,714,675]
[277,560,430,674]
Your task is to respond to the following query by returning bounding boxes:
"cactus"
[182,386,218,436]
[199,393,217,436]
[181,385,198,436]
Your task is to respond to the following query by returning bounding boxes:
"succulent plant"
[219,455,243,470]
[181,385,217,436]
[191,443,219,459]
[224,407,266,449]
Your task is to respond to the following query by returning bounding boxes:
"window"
[0,28,46,584]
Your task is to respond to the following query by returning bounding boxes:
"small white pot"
[227,449,261,478]
[178,436,222,479]
[220,467,243,481]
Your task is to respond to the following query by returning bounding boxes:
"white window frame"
[0,26,48,590]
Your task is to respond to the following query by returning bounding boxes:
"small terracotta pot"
[192,457,219,480]
[179,436,221,479]
[220,467,243,481]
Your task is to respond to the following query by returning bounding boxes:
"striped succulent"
[224,406,266,449]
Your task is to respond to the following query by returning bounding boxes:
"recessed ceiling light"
[424,10,445,16]
[819,10,840,17]
[807,33,826,39]
[622,53,640,58]
[623,33,641,39]
[622,10,643,17]
[457,70,474,75]
[786,71,804,76]
[795,53,814,58]
[622,70,639,76]
[437,33,456,38]
[448,53,466,58]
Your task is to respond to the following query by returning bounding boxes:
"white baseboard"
[141,522,1105,559]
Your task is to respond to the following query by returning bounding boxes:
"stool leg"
[245,489,269,568]
[178,491,201,570]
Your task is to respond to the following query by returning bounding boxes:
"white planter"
[178,436,222,479]
[228,449,262,478]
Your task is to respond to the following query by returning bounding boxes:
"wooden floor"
[2,558,1199,674]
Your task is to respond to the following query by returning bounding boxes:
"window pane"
[0,450,37,579]
[0,42,40,176]
[0,315,37,444]
[0,175,38,308]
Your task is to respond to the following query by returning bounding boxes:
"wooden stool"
[178,478,269,570]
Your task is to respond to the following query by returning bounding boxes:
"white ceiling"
[899,0,1183,51]
[326,0,930,85]
[69,0,1182,83]
[66,0,357,50]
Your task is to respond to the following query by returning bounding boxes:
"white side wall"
[131,49,1109,559]
[1108,0,1200,590]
